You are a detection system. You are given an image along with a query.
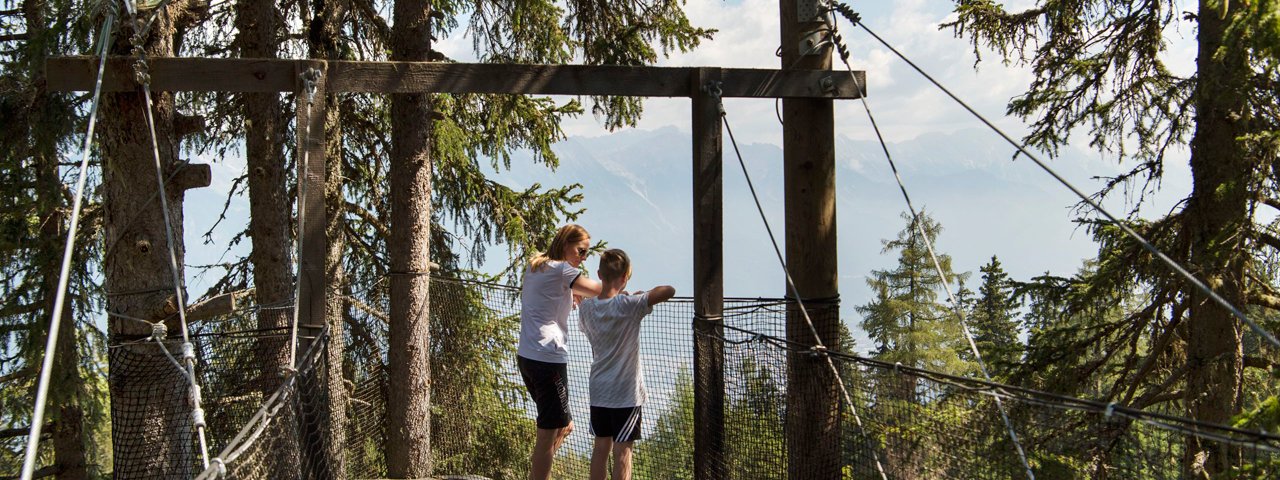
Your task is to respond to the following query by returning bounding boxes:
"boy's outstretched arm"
[645,285,676,307]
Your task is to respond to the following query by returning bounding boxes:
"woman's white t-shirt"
[518,260,582,363]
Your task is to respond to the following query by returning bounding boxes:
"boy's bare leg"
[612,441,634,480]
[530,421,573,480]
[590,437,613,480]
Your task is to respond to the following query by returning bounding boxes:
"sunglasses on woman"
[577,247,590,258]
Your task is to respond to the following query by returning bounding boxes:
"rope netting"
[111,276,1280,479]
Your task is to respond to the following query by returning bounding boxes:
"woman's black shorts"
[517,356,572,429]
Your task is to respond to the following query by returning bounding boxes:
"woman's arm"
[571,276,603,298]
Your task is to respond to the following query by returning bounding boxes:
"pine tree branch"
[1257,231,1280,251]
[1134,391,1184,409]
[1260,197,1280,212]
[344,295,388,323]
[0,424,50,439]
[1245,355,1277,370]
[0,367,34,384]
[0,33,28,42]
[0,465,59,479]
[1120,302,1185,405]
[1248,291,1280,311]
[1132,362,1192,410]
[0,8,21,16]
[345,200,391,241]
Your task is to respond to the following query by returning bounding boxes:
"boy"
[577,249,675,480]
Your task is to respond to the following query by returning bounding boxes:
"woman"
[518,224,602,480]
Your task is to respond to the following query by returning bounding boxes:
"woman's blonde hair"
[530,224,590,272]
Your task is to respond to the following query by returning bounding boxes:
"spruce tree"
[857,211,972,375]
[947,1,1280,474]
[971,255,1020,378]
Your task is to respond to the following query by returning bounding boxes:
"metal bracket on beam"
[799,29,827,56]
[796,0,828,23]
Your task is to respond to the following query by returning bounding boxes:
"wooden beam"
[691,67,726,480]
[180,289,246,323]
[296,60,329,356]
[46,56,866,99]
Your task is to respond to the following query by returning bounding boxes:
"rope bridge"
[103,276,1280,479]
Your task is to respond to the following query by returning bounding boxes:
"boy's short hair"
[598,249,632,282]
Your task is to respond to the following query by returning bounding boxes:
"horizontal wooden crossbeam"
[46,56,866,99]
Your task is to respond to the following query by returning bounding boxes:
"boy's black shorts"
[590,406,643,443]
[517,356,572,429]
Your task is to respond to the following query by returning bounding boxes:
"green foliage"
[634,370,695,479]
[428,281,533,479]
[0,0,111,476]
[970,255,1023,378]
[857,211,974,375]
[945,0,1193,202]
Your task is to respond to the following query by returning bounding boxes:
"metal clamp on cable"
[702,81,725,116]
[209,458,226,477]
[150,321,168,341]
[192,405,207,429]
[302,68,322,105]
[809,344,828,360]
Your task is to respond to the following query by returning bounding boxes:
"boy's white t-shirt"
[578,292,653,408]
[518,260,582,363]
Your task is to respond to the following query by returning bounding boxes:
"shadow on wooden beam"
[46,56,866,99]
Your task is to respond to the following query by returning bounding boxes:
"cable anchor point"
[701,80,723,98]
[302,67,322,105]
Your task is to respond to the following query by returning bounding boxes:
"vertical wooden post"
[692,67,726,480]
[779,2,842,479]
[294,59,332,479]
[296,60,329,353]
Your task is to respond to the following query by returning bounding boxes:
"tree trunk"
[306,0,349,476]
[235,0,291,389]
[321,86,349,479]
[779,0,842,474]
[24,0,91,477]
[101,6,195,477]
[42,161,89,480]
[235,1,299,476]
[1184,1,1251,477]
[386,0,434,476]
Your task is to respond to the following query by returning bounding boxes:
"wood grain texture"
[692,67,726,480]
[47,56,865,98]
